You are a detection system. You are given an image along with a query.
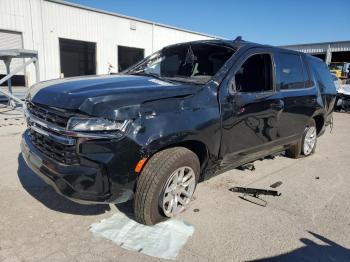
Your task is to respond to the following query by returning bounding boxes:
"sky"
[67,0,349,46]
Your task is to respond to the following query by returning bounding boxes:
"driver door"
[219,48,284,166]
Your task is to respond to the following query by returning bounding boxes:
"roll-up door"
[0,30,25,87]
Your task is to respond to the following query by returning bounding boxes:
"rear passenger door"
[275,52,317,140]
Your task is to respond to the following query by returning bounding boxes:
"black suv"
[21,39,336,225]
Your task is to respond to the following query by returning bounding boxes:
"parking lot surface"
[1,108,350,262]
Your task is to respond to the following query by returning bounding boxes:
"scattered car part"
[230,187,281,197]
[237,163,255,171]
[230,186,281,207]
[270,181,283,188]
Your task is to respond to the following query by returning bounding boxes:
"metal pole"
[326,44,332,65]
[33,57,40,82]
[0,57,37,86]
[4,57,13,106]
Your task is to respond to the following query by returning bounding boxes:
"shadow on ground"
[17,154,110,215]
[252,231,350,262]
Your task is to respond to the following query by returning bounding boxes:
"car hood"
[28,75,199,119]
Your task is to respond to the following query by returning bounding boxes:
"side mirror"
[229,78,237,96]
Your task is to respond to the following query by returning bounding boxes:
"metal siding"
[0,30,24,74]
[282,42,350,54]
[0,0,216,84]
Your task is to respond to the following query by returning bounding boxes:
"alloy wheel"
[303,126,317,155]
[161,166,196,217]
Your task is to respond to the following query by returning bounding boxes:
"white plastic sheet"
[89,212,194,260]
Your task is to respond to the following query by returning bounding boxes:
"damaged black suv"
[21,39,336,225]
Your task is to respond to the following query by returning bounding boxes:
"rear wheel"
[134,147,200,225]
[286,118,317,158]
[302,120,317,156]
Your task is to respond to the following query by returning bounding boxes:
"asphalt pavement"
[1,107,349,262]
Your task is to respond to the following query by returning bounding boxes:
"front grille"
[26,101,70,128]
[29,129,79,165]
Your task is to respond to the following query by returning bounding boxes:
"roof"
[46,0,221,39]
[281,40,350,48]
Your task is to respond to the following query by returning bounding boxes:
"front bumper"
[21,130,137,204]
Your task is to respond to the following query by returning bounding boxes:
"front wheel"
[134,147,200,225]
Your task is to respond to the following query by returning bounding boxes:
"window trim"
[278,52,315,92]
[229,51,277,95]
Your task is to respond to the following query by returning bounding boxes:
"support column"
[4,57,15,107]
[33,58,40,83]
[325,44,332,65]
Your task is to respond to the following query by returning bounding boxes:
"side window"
[235,53,273,93]
[278,53,308,90]
[309,58,335,90]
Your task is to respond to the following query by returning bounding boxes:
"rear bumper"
[21,130,137,204]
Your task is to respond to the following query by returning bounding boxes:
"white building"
[0,0,217,88]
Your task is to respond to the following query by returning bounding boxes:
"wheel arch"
[312,114,325,135]
[144,139,209,176]
[161,140,209,171]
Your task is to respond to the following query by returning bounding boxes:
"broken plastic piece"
[237,163,255,171]
[270,181,283,188]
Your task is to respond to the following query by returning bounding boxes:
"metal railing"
[0,49,39,108]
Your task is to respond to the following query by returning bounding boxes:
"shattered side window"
[127,43,235,84]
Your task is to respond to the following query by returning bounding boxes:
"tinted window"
[235,53,273,93]
[309,58,335,90]
[278,53,308,90]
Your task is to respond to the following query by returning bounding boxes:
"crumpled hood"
[29,75,199,119]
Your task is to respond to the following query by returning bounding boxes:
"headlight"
[67,117,130,132]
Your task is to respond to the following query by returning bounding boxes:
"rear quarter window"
[308,58,336,92]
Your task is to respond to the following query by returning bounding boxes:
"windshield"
[125,43,235,84]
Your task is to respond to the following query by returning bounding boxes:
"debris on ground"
[229,186,281,207]
[270,181,283,188]
[237,163,255,171]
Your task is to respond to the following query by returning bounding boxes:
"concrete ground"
[0,105,350,262]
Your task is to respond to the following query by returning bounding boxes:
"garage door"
[118,46,144,72]
[0,30,24,75]
[60,38,96,77]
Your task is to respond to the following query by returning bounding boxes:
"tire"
[134,147,200,225]
[286,118,317,158]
